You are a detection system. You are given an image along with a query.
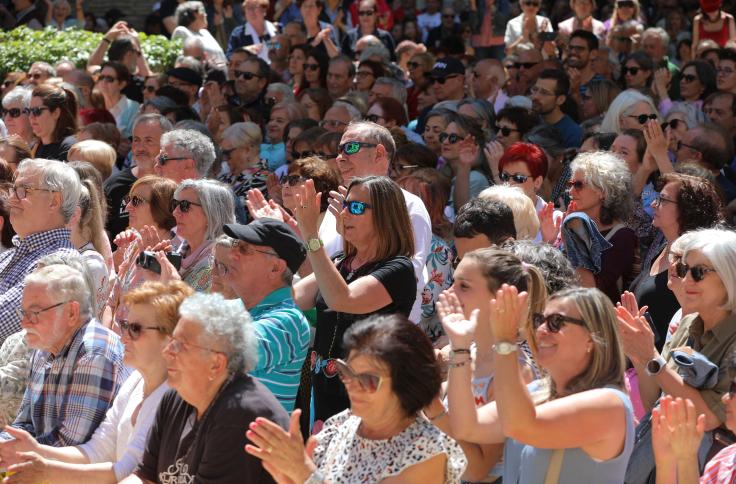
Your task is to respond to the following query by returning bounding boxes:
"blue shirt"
[249,287,310,412]
[551,114,583,148]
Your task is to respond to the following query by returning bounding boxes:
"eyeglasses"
[358,9,375,16]
[675,262,717,282]
[342,200,372,215]
[532,313,587,333]
[317,151,338,159]
[681,74,698,83]
[280,174,307,186]
[439,132,463,144]
[676,140,700,152]
[496,125,519,137]
[213,259,230,276]
[119,320,167,341]
[124,194,149,207]
[717,67,735,76]
[10,184,57,200]
[499,171,530,183]
[661,119,684,130]
[338,141,377,155]
[626,113,657,124]
[407,61,420,70]
[16,300,69,324]
[319,119,348,129]
[166,335,224,355]
[1,108,22,118]
[566,180,586,190]
[23,107,50,117]
[304,63,320,71]
[234,70,261,80]
[144,85,157,93]
[442,13,454,18]
[432,74,460,85]
[231,239,278,257]
[364,114,383,123]
[568,44,588,53]
[98,75,118,83]
[513,62,539,70]
[291,150,313,160]
[156,153,190,166]
[622,66,641,76]
[392,163,419,173]
[652,194,677,207]
[334,358,384,392]
[171,198,202,213]
[355,70,375,78]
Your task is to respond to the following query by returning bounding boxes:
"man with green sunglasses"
[318,121,432,323]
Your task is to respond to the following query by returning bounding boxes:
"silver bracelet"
[305,469,326,484]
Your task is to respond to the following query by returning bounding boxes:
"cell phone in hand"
[136,251,182,275]
[539,31,558,42]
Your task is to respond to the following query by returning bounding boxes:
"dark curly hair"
[656,172,724,234]
[342,313,441,416]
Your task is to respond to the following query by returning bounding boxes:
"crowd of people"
[0,0,735,482]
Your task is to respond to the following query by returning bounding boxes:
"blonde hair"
[77,179,107,256]
[479,185,540,240]
[68,139,116,180]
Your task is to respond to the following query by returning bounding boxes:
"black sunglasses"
[407,61,420,69]
[144,85,157,93]
[364,114,382,123]
[681,74,698,83]
[291,150,314,160]
[23,107,50,117]
[317,151,338,159]
[566,180,586,190]
[234,70,261,80]
[171,198,203,213]
[661,119,684,130]
[98,75,118,83]
[432,74,460,85]
[499,171,530,183]
[1,108,22,118]
[622,66,641,76]
[627,113,657,124]
[496,125,519,137]
[123,195,149,207]
[512,62,538,69]
[676,140,700,152]
[304,63,320,71]
[439,132,463,144]
[157,154,190,166]
[358,9,375,15]
[532,313,587,333]
[119,320,167,341]
[674,262,716,282]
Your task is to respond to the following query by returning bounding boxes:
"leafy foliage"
[0,26,182,77]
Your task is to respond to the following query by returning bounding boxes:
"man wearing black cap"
[166,67,202,112]
[430,57,466,102]
[222,219,310,412]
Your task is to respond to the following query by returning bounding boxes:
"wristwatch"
[492,341,518,356]
[306,238,324,252]
[645,355,667,376]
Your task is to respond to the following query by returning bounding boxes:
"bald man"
[471,59,508,113]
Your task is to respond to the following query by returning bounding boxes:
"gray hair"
[1,86,32,109]
[600,89,658,134]
[221,122,262,148]
[373,77,407,106]
[31,61,56,77]
[681,228,736,312]
[183,36,206,52]
[331,100,362,122]
[16,159,81,223]
[175,1,206,27]
[179,292,259,374]
[666,102,706,129]
[643,27,670,47]
[505,239,578,295]
[214,234,235,248]
[266,83,295,103]
[457,98,496,140]
[161,129,216,177]
[330,55,356,77]
[174,56,203,75]
[570,151,634,225]
[24,263,92,320]
[345,120,396,163]
[132,113,174,133]
[34,252,96,318]
[174,179,235,241]
[360,44,391,64]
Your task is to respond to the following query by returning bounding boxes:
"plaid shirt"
[5,318,129,446]
[0,228,77,345]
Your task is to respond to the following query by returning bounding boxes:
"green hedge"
[0,26,182,78]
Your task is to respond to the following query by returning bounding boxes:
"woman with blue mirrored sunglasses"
[342,200,372,215]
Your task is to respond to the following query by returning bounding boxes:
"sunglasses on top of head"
[342,200,372,215]
[532,313,587,333]
[280,174,307,186]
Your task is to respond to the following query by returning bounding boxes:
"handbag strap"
[544,449,565,484]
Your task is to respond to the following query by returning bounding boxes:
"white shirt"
[246,20,279,65]
[172,26,227,68]
[557,16,606,39]
[417,12,441,43]
[319,188,432,324]
[504,14,553,46]
[78,372,169,481]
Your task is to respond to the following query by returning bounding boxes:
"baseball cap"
[430,57,466,79]
[223,219,306,273]
[166,67,203,87]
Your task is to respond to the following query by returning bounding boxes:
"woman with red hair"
[497,142,562,243]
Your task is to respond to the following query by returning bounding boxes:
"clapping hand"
[457,136,479,170]
[437,289,478,349]
[539,202,561,244]
[246,188,285,222]
[326,186,348,236]
[293,179,322,238]
[483,140,504,181]
[652,395,705,464]
[615,302,656,366]
[489,284,528,343]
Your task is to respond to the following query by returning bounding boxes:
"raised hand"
[618,291,648,318]
[615,304,656,366]
[438,289,478,349]
[326,186,347,236]
[539,201,561,244]
[457,136,479,170]
[659,396,706,459]
[489,284,529,343]
[293,179,323,237]
[153,251,181,283]
[483,140,504,182]
[246,188,285,222]
[266,173,283,207]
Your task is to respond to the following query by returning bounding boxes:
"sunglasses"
[681,74,698,83]
[439,132,463,144]
[280,174,307,186]
[291,150,314,160]
[661,119,683,130]
[157,153,190,166]
[304,63,320,71]
[622,66,641,76]
[342,200,372,215]
[627,113,657,124]
[119,320,166,341]
[496,125,519,137]
[358,9,375,15]
[171,198,202,213]
[98,75,118,83]
[512,62,538,69]
[144,85,157,93]
[364,114,382,123]
[23,107,50,117]
[338,141,377,155]
[317,151,338,159]
[566,180,586,190]
[334,358,383,392]
[123,194,149,207]
[1,108,22,118]
[532,313,587,333]
[234,70,261,80]
[432,74,460,85]
[499,171,530,183]
[674,262,716,282]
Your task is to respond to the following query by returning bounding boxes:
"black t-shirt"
[312,253,416,422]
[103,167,137,242]
[122,76,145,105]
[34,136,75,162]
[135,373,288,483]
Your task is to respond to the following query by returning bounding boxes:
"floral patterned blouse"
[0,331,32,427]
[313,410,466,483]
[420,235,455,343]
[217,161,269,208]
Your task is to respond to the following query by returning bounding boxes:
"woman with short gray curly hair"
[568,151,638,301]
[172,1,227,67]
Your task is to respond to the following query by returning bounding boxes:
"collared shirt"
[5,318,129,446]
[225,20,278,62]
[248,287,310,412]
[0,228,77,345]
[662,312,736,423]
